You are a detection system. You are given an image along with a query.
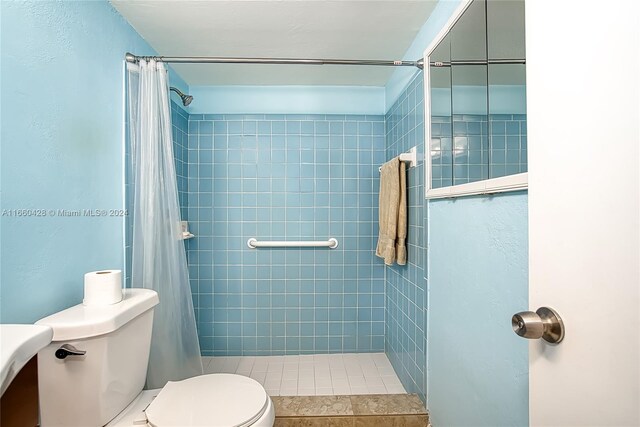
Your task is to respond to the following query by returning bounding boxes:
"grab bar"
[247,238,339,249]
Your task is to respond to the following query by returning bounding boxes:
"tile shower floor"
[201,353,406,397]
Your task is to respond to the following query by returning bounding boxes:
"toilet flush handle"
[55,344,86,360]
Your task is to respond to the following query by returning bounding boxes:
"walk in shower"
[177,109,406,396]
[125,64,419,397]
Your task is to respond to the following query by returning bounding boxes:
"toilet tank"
[36,288,159,427]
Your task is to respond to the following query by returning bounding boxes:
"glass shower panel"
[426,0,528,191]
[450,0,488,185]
[450,0,489,185]
[430,34,452,189]
[487,0,527,178]
[450,0,487,61]
[487,0,525,61]
[488,64,527,177]
[451,65,488,185]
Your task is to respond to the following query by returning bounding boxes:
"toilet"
[35,289,275,427]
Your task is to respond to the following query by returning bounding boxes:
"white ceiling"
[111,1,438,86]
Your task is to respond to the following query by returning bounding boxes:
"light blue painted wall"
[427,193,529,426]
[383,2,530,421]
[182,1,463,115]
[489,85,527,115]
[0,1,185,323]
[385,0,464,110]
[180,2,463,114]
[188,86,385,115]
[432,85,526,116]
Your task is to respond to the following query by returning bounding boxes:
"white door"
[526,0,639,426]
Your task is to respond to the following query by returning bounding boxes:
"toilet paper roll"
[83,270,123,306]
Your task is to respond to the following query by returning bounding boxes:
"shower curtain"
[127,59,202,389]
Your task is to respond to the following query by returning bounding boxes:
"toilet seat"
[145,374,270,427]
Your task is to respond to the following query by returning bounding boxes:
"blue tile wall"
[431,113,527,188]
[430,115,454,189]
[384,71,428,403]
[172,101,190,219]
[186,114,386,356]
[488,114,527,178]
[450,114,490,186]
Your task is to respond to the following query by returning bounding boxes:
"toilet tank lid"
[36,289,159,341]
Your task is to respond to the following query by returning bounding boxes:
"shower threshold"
[271,394,428,426]
[201,353,406,397]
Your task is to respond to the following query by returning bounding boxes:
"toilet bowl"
[36,289,275,427]
[119,374,275,427]
[107,374,275,427]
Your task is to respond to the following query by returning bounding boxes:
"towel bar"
[378,146,416,171]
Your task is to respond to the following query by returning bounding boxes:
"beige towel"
[396,161,407,265]
[376,158,407,266]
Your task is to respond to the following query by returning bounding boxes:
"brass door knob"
[512,307,564,344]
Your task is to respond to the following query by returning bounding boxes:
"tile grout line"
[204,352,405,397]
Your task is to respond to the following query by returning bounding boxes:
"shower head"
[170,87,193,107]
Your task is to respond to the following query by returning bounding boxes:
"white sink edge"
[1,324,53,396]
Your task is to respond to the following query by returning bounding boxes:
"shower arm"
[169,87,193,107]
[125,53,424,69]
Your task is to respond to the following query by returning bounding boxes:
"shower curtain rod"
[430,59,526,67]
[125,52,424,69]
